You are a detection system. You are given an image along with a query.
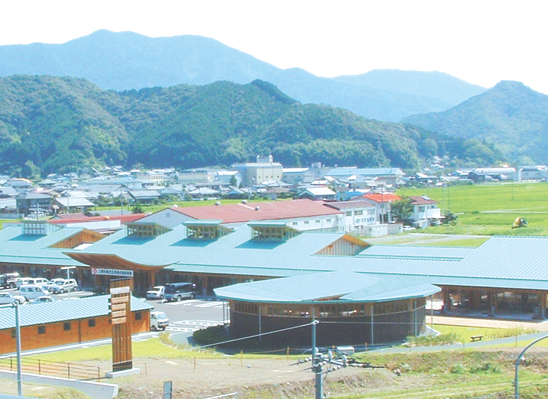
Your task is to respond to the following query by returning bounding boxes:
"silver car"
[0,292,26,305]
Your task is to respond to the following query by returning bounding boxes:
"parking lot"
[145,297,227,342]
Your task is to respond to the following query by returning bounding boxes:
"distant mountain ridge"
[401,81,548,165]
[0,75,496,176]
[0,30,486,122]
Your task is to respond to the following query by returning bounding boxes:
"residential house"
[408,196,442,228]
[361,193,401,223]
[298,187,337,201]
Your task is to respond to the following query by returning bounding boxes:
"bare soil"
[93,356,389,399]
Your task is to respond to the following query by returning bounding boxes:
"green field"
[398,182,548,236]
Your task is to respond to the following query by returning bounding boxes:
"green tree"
[391,198,413,223]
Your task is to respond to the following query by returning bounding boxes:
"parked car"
[50,279,78,294]
[19,284,49,301]
[403,225,416,232]
[0,272,20,289]
[30,296,54,304]
[150,311,169,331]
[43,278,65,291]
[27,278,50,288]
[146,286,165,300]
[0,292,26,305]
[15,278,32,289]
[164,282,197,302]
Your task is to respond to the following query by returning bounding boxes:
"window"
[88,319,96,328]
[304,221,309,225]
[11,329,15,339]
[355,210,363,216]
[315,220,321,224]
[38,326,46,335]
[135,312,142,321]
[345,211,352,216]
[63,322,71,331]
[327,219,331,223]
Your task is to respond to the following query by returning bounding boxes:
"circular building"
[215,272,441,347]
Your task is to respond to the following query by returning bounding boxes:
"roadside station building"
[2,217,548,346]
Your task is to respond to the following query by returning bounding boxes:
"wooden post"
[110,278,133,372]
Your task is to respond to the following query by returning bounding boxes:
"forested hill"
[0,75,500,176]
[401,81,548,165]
[0,30,485,122]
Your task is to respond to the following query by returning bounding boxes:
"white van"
[19,284,49,301]
[150,311,169,331]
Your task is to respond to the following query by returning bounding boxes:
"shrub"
[406,333,461,346]
[193,325,228,346]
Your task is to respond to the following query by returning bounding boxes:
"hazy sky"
[3,0,547,94]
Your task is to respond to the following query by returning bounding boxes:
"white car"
[19,285,49,301]
[146,286,165,300]
[44,278,65,291]
[50,279,78,294]
[15,277,32,289]
[150,311,169,331]
[0,292,26,305]
[30,296,54,304]
[403,226,417,232]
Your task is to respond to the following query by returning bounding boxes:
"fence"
[0,356,101,381]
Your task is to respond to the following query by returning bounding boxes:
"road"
[144,297,228,344]
[1,285,227,344]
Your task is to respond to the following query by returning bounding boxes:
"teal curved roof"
[214,272,440,303]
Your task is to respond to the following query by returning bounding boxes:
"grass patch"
[26,336,224,363]
[418,237,491,247]
[398,182,548,236]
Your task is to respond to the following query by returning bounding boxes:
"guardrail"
[0,357,101,381]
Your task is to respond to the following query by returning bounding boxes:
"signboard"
[112,317,127,325]
[111,296,129,304]
[92,268,133,277]
[110,278,133,372]
[110,286,130,295]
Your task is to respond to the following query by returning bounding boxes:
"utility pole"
[14,302,23,396]
[294,322,383,399]
[311,319,322,399]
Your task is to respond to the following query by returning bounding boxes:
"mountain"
[0,30,485,122]
[401,81,548,165]
[0,75,493,176]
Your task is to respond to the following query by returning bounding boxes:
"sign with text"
[92,268,133,277]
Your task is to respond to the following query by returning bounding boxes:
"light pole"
[515,334,548,398]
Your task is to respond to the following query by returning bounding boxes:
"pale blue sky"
[3,0,547,94]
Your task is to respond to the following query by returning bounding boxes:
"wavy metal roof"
[214,271,440,303]
[0,295,153,330]
[0,225,89,267]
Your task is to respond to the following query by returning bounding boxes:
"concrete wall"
[0,370,118,399]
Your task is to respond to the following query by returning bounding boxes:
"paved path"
[432,315,548,331]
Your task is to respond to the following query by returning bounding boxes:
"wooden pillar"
[539,292,548,319]
[149,270,156,289]
[470,290,482,309]
[443,289,452,311]
[203,275,209,296]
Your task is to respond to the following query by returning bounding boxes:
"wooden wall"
[0,311,150,355]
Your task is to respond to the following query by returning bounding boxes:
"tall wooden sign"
[110,278,133,372]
